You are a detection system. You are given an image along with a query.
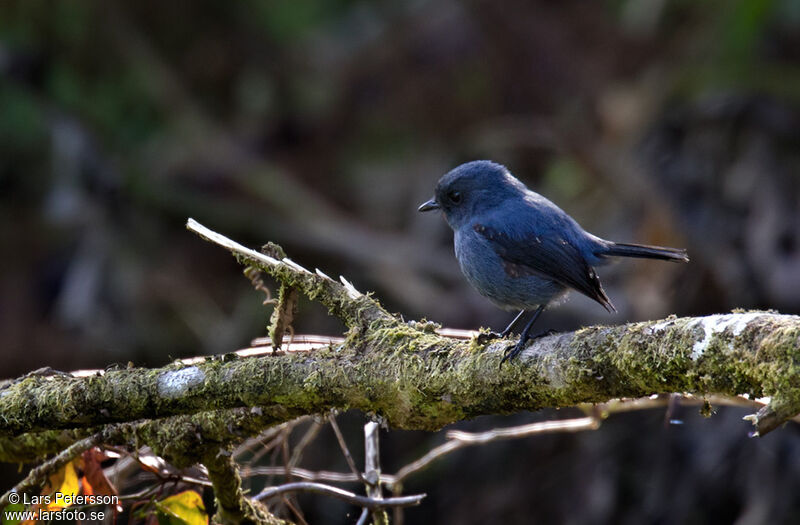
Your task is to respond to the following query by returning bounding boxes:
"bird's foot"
[500,329,557,365]
[476,330,504,345]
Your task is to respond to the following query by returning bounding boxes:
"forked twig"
[390,416,599,489]
[254,482,424,510]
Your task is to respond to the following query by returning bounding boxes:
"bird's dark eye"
[447,190,462,204]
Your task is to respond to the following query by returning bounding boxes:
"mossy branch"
[0,221,799,453]
[202,448,287,525]
[0,406,304,465]
[186,218,391,329]
[0,428,96,463]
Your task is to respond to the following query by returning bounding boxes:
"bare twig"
[446,416,600,443]
[249,335,345,348]
[288,420,324,472]
[244,421,301,465]
[356,508,370,525]
[253,482,425,510]
[363,423,382,492]
[390,416,599,490]
[282,497,309,525]
[117,485,162,502]
[390,440,459,490]
[364,422,387,525]
[274,426,294,519]
[241,465,366,484]
[385,393,770,492]
[281,428,292,482]
[329,415,366,484]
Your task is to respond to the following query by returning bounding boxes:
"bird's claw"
[499,329,557,366]
[500,341,525,365]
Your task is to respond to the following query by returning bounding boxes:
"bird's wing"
[473,223,615,312]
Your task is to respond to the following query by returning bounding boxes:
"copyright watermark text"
[4,491,118,521]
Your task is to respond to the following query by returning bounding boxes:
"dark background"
[2,1,800,523]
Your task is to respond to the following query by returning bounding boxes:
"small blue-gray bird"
[419,160,689,363]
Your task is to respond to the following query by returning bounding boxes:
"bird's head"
[418,160,526,230]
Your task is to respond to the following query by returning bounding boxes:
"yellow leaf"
[154,491,208,525]
[46,461,80,511]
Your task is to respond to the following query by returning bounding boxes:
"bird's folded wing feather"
[473,223,615,312]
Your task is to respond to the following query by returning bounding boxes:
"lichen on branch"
[0,221,798,453]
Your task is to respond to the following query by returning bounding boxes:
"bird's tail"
[600,242,689,263]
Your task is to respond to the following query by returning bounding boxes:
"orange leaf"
[81,449,117,497]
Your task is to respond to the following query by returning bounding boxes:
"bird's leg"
[476,309,527,345]
[500,309,528,338]
[501,304,547,364]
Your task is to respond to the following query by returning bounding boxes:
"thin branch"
[117,485,163,502]
[240,421,299,464]
[363,423,382,491]
[130,471,213,489]
[385,393,776,490]
[282,496,309,525]
[240,466,365,484]
[391,439,464,488]
[288,420,324,472]
[390,416,599,489]
[273,426,294,520]
[187,218,391,328]
[0,432,103,508]
[363,421,387,525]
[280,426,292,483]
[0,427,96,463]
[446,416,600,443]
[253,482,425,510]
[329,415,366,484]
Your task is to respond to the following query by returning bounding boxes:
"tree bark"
[1,219,798,462]
[1,306,798,441]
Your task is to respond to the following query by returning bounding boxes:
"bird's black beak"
[418,198,440,212]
